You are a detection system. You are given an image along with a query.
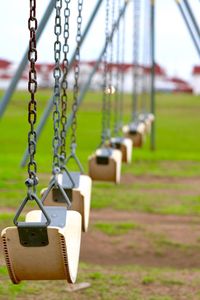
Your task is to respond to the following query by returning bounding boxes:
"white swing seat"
[1,208,82,284]
[88,148,122,183]
[41,173,92,232]
[138,114,151,134]
[110,137,133,163]
[122,122,146,148]
[147,113,155,123]
[139,113,155,133]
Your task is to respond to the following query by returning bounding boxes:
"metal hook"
[13,192,51,227]
[66,143,84,174]
[60,166,76,188]
[41,176,71,208]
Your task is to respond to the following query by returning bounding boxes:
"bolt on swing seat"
[40,170,92,233]
[110,137,133,163]
[122,121,146,148]
[1,194,82,284]
[88,147,122,183]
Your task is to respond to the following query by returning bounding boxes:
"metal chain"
[108,0,115,90]
[119,0,126,129]
[106,0,115,138]
[27,0,38,193]
[114,0,121,136]
[101,0,110,146]
[70,0,83,154]
[60,0,71,167]
[132,0,140,121]
[141,0,151,113]
[52,0,62,173]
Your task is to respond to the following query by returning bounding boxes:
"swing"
[1,0,82,284]
[122,121,146,147]
[137,1,155,136]
[41,0,91,233]
[89,147,122,183]
[2,204,81,284]
[122,0,146,148]
[146,113,155,126]
[88,0,122,183]
[110,137,132,163]
[109,2,132,164]
[41,167,92,233]
[138,113,155,133]
[138,113,151,133]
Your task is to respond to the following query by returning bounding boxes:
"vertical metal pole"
[175,0,200,57]
[150,0,155,151]
[0,0,55,118]
[20,0,104,167]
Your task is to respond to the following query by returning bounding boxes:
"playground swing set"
[123,0,154,147]
[40,0,92,233]
[88,0,123,184]
[109,0,133,164]
[1,0,85,284]
[0,0,157,286]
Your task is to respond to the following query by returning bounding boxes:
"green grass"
[94,222,138,235]
[142,275,156,285]
[1,91,200,170]
[0,213,15,227]
[0,266,28,300]
[0,91,200,214]
[0,263,200,300]
[148,297,173,300]
[1,90,200,299]
[91,182,200,215]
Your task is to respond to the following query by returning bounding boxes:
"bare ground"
[80,209,200,269]
[1,174,200,299]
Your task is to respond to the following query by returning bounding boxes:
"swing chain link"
[52,0,62,173]
[27,0,38,192]
[119,0,125,129]
[114,0,121,135]
[141,0,150,112]
[101,0,110,146]
[132,0,140,120]
[60,0,71,166]
[70,0,83,151]
[106,0,115,139]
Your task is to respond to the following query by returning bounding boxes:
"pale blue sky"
[0,0,199,80]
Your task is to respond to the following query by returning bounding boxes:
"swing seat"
[41,173,92,232]
[110,137,133,163]
[139,113,155,133]
[138,114,151,133]
[1,207,81,284]
[146,113,155,132]
[122,122,145,148]
[88,148,122,183]
[147,113,155,123]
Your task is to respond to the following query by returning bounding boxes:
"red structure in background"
[0,58,194,94]
[0,59,11,69]
[169,77,193,93]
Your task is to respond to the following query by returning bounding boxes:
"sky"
[0,0,200,81]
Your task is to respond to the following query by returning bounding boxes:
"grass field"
[0,89,200,299]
